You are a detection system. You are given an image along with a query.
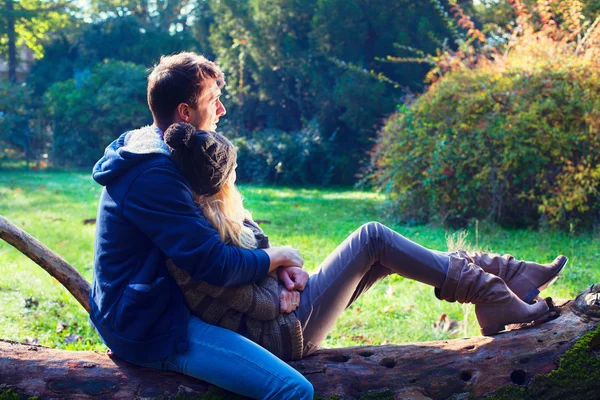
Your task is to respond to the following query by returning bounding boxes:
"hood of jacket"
[92,125,171,186]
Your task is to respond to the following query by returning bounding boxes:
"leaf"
[433,313,461,333]
[56,321,68,333]
[385,284,396,298]
[64,334,82,344]
[351,335,373,344]
[24,298,39,309]
[24,337,39,345]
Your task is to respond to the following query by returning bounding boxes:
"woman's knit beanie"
[164,123,236,196]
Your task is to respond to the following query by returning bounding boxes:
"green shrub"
[0,80,48,168]
[231,119,334,185]
[44,60,150,167]
[371,2,600,229]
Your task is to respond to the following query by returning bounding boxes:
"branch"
[0,215,90,313]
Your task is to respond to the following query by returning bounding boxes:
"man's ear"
[176,103,191,123]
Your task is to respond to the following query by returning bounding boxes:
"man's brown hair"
[147,52,225,129]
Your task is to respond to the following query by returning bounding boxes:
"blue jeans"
[133,315,313,399]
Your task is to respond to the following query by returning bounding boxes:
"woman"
[162,122,567,362]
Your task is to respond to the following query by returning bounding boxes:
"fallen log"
[1,215,599,399]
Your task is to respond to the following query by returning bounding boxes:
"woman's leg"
[295,221,450,353]
[295,222,554,349]
[152,316,313,400]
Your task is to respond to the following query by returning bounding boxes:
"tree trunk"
[6,0,17,83]
[1,293,599,399]
[1,215,599,399]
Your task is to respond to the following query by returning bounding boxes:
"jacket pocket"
[114,277,171,340]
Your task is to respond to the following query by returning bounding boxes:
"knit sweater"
[167,214,304,361]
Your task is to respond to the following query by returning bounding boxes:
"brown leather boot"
[437,256,554,336]
[456,251,568,304]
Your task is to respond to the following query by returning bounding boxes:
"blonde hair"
[195,180,257,249]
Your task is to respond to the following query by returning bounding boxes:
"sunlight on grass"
[320,191,384,201]
[1,171,598,352]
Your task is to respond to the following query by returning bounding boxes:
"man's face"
[189,79,226,131]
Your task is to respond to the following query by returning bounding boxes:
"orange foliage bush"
[371,0,600,229]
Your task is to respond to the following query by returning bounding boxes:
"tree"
[204,0,471,184]
[43,60,150,167]
[0,0,74,82]
[370,0,600,229]
[88,0,199,32]
[0,79,46,167]
[26,13,201,101]
[472,0,600,37]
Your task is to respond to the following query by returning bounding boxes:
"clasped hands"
[278,266,309,313]
[263,245,309,313]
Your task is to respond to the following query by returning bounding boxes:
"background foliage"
[370,0,600,229]
[44,60,150,166]
[0,79,39,166]
[1,0,473,180]
[1,1,600,229]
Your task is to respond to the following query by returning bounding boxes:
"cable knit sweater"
[167,219,304,361]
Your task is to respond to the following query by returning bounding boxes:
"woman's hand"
[279,287,301,313]
[264,246,304,272]
[278,267,309,291]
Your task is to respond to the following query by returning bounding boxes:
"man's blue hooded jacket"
[89,126,270,363]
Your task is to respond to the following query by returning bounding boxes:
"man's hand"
[264,246,304,272]
[278,266,309,291]
[279,287,301,313]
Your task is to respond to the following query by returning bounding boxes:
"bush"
[231,119,334,186]
[44,60,150,167]
[371,2,600,229]
[0,80,49,168]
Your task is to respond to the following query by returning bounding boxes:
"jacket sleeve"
[123,165,270,287]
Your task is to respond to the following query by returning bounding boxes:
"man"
[89,52,314,399]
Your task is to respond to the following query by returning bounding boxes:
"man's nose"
[217,101,226,117]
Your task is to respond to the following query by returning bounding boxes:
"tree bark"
[1,215,599,399]
[1,293,599,399]
[6,0,17,83]
[0,215,90,313]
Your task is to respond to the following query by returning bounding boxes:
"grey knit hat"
[164,123,236,196]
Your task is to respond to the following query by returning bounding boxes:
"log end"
[573,283,600,320]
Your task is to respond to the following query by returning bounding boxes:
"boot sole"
[522,256,568,304]
[480,298,559,336]
[480,311,557,336]
[481,324,506,336]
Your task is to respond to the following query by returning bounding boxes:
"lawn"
[0,171,598,353]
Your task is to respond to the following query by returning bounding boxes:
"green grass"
[0,171,599,352]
